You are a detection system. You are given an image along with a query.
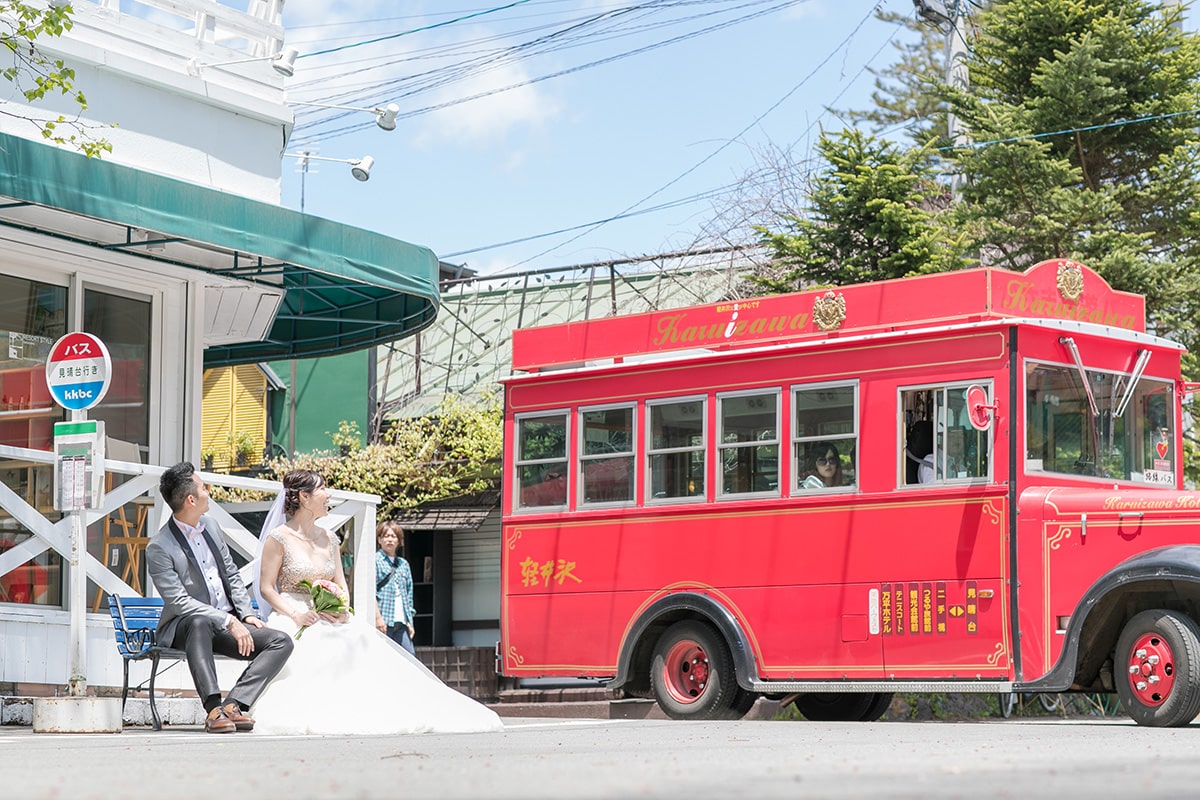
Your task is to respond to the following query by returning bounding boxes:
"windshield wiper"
[1113,349,1151,418]
[1059,337,1099,416]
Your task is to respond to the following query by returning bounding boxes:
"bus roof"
[510,259,1146,373]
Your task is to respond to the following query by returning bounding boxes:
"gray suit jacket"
[145,515,256,648]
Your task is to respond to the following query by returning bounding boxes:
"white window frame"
[645,395,707,505]
[513,408,570,512]
[716,387,781,500]
[790,380,859,496]
[578,401,636,508]
[898,380,995,487]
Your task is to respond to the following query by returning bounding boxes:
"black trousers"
[174,615,294,711]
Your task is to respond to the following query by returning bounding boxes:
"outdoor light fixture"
[286,151,375,182]
[290,101,401,131]
[188,46,299,78]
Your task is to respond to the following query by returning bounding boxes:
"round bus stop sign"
[45,332,112,411]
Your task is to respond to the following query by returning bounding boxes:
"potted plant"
[229,431,257,467]
[201,449,215,471]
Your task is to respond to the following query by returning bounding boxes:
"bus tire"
[731,687,758,717]
[792,692,877,722]
[650,620,743,720]
[1115,609,1200,727]
[859,692,894,721]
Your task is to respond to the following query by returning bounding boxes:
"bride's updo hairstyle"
[283,469,325,517]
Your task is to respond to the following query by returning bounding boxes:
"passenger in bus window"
[905,420,935,484]
[800,444,844,489]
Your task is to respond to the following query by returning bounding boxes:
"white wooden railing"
[0,443,381,620]
[78,0,285,56]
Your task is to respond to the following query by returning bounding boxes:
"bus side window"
[791,382,857,493]
[515,412,569,509]
[901,384,992,485]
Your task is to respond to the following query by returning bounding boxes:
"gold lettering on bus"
[1101,495,1193,511]
[651,310,811,347]
[1002,279,1135,330]
[518,556,583,588]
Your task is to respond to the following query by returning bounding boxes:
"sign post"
[45,333,111,700]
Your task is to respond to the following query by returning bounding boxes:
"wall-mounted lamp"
[286,151,375,182]
[188,46,299,78]
[291,101,401,131]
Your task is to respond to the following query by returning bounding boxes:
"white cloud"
[410,55,561,149]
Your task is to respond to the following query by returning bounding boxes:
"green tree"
[753,128,965,291]
[944,0,1200,345]
[841,9,949,147]
[2,1,111,156]
[271,393,502,518]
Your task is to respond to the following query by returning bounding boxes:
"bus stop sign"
[45,332,112,411]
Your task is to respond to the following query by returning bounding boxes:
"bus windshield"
[1025,359,1175,485]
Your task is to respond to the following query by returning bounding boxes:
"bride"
[249,469,504,735]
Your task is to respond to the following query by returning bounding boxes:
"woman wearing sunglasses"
[800,444,844,490]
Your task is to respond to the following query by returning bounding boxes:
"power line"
[942,106,1200,151]
[501,1,886,271]
[288,0,806,146]
[299,0,538,59]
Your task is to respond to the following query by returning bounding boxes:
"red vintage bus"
[499,259,1200,726]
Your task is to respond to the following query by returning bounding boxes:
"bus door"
[881,384,1012,679]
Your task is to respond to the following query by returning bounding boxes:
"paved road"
[5,716,1199,799]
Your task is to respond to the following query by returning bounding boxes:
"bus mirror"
[965,384,996,431]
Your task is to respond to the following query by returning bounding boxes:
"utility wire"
[290,1,802,145]
[942,106,1200,151]
[500,1,884,271]
[299,0,538,59]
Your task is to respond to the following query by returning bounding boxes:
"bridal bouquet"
[294,579,354,639]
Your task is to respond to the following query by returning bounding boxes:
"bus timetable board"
[499,259,1200,727]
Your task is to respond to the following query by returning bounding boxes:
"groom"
[146,462,293,733]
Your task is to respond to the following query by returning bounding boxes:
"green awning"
[0,131,439,367]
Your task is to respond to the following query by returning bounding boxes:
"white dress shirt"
[174,517,236,628]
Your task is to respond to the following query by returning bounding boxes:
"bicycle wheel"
[1038,693,1062,712]
[998,692,1016,718]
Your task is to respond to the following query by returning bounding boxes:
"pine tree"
[945,0,1200,348]
[753,128,965,291]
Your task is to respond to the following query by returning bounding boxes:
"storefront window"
[0,276,67,607]
[84,289,153,608]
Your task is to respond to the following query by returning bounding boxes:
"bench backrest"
[107,596,163,658]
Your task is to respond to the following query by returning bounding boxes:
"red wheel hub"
[662,639,710,705]
[1125,632,1176,707]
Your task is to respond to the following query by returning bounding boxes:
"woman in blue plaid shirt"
[374,521,416,654]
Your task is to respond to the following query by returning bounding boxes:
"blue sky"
[277,0,914,275]
[276,1,1194,276]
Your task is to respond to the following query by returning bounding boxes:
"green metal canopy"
[0,131,439,367]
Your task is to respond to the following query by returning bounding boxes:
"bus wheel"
[650,620,743,720]
[792,692,876,721]
[859,692,894,721]
[1115,609,1200,727]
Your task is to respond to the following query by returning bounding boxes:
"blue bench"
[107,596,184,730]
[107,595,262,729]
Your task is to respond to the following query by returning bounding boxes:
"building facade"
[0,0,437,693]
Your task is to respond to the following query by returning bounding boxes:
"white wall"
[451,513,501,648]
[0,1,292,201]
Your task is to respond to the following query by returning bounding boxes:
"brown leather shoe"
[204,706,235,734]
[221,702,255,732]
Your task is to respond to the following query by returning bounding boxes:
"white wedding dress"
[250,529,504,736]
